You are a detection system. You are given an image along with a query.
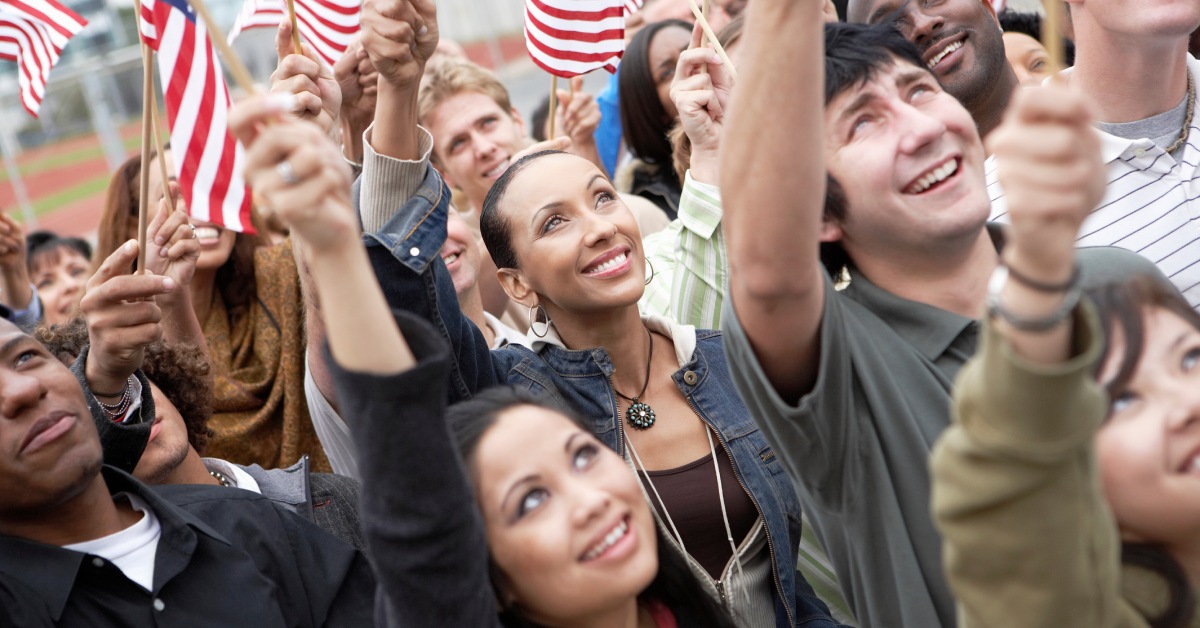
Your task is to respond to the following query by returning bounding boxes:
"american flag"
[0,0,87,117]
[140,0,254,233]
[525,0,624,78]
[227,0,360,68]
[623,0,642,17]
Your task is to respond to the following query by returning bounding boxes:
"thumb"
[88,240,138,291]
[275,17,294,63]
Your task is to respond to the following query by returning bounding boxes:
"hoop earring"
[644,257,656,286]
[528,304,551,338]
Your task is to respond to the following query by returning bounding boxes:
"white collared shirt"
[987,55,1200,306]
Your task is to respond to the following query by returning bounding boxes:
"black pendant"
[626,400,656,430]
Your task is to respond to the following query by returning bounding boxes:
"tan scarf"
[201,239,330,472]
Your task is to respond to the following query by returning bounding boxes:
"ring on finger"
[276,160,300,186]
[188,223,198,239]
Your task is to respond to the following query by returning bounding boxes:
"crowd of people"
[2,0,1200,625]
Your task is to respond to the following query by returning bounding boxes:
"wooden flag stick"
[684,0,736,79]
[548,75,559,139]
[138,43,154,273]
[190,0,259,96]
[149,84,176,216]
[1042,0,1064,76]
[285,0,302,54]
[701,0,710,47]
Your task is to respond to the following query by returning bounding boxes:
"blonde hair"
[418,59,514,130]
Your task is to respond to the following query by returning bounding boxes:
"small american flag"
[227,0,360,68]
[0,0,86,117]
[623,0,642,17]
[140,0,254,233]
[525,0,624,78]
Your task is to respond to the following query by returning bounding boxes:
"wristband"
[986,264,1081,332]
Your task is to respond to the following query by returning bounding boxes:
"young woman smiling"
[347,1,839,625]
[229,87,736,627]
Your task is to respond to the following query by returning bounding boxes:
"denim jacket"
[357,163,838,628]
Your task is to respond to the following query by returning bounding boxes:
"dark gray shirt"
[721,238,1166,628]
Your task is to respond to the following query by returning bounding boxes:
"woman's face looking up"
[470,405,658,624]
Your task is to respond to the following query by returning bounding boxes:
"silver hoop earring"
[644,257,656,286]
[528,304,551,338]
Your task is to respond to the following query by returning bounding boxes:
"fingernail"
[162,277,175,290]
[418,25,428,36]
[161,246,169,257]
[124,240,137,253]
[154,236,165,246]
[267,93,297,113]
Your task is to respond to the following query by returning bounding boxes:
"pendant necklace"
[614,326,656,429]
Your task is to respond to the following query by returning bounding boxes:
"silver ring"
[276,160,299,185]
[188,224,198,239]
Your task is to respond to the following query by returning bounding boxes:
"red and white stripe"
[0,0,86,117]
[227,0,360,68]
[525,0,624,78]
[623,0,642,17]
[140,0,254,234]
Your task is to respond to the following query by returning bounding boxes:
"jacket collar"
[529,314,698,371]
[0,466,230,621]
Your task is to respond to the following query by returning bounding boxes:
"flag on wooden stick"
[0,0,86,117]
[228,0,360,68]
[140,0,254,233]
[525,0,624,78]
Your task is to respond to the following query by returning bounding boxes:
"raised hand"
[142,183,199,290]
[0,214,32,311]
[989,84,1103,280]
[554,76,601,146]
[81,240,175,395]
[334,34,380,162]
[670,22,734,183]
[360,0,438,91]
[270,18,342,135]
[230,95,357,255]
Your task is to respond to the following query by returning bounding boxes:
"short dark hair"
[820,21,931,276]
[997,9,1075,67]
[619,19,692,167]
[479,150,566,271]
[26,231,92,278]
[529,93,552,143]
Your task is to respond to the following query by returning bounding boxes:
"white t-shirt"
[64,492,161,591]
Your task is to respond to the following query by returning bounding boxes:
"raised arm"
[931,85,1143,627]
[721,0,827,402]
[231,92,498,628]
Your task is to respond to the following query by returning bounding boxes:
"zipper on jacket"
[686,395,796,628]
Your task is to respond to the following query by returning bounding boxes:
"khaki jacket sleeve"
[931,304,1149,628]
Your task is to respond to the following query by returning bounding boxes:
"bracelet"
[986,265,1082,332]
[1005,262,1080,293]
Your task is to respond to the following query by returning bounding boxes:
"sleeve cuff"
[958,302,1108,460]
[359,124,435,234]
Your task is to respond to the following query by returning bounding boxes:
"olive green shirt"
[721,232,1166,628]
[934,306,1198,627]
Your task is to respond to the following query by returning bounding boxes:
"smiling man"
[719,5,1167,627]
[847,0,1018,139]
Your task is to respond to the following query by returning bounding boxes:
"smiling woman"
[363,140,841,627]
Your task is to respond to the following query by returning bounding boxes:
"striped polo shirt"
[987,55,1200,306]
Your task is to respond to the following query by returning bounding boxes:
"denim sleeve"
[356,165,509,403]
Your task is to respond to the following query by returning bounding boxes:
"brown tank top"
[639,444,758,580]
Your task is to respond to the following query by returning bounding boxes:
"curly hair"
[35,319,215,453]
